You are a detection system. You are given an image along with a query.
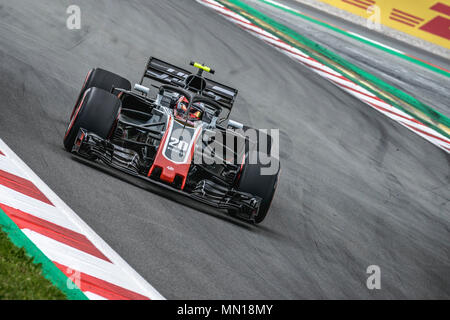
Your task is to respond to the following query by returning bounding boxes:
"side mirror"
[134,83,150,96]
[228,119,244,129]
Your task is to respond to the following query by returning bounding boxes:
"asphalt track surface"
[0,0,449,299]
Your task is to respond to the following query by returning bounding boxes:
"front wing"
[71,129,261,222]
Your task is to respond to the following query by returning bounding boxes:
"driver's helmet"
[174,96,203,124]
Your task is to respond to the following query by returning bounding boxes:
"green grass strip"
[216,0,450,141]
[257,0,450,78]
[0,207,88,300]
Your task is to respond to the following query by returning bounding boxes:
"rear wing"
[140,57,238,109]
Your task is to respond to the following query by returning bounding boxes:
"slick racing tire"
[237,152,280,224]
[63,87,121,151]
[70,68,131,120]
[242,125,273,156]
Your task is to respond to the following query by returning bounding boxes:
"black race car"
[63,57,280,223]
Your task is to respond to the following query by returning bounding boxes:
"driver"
[174,96,204,125]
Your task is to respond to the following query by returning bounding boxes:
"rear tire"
[70,68,130,120]
[64,87,121,151]
[237,152,280,224]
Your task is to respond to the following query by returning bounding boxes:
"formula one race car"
[63,57,280,223]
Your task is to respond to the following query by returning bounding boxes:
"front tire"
[64,87,121,151]
[70,68,130,120]
[237,152,280,224]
